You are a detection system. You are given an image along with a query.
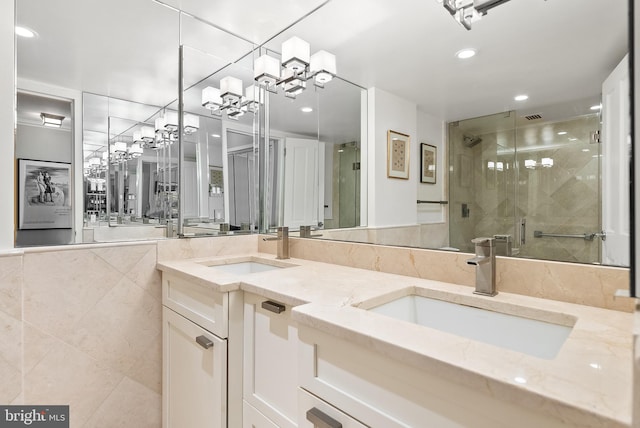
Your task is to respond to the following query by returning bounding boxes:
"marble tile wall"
[263,237,634,312]
[157,234,258,262]
[1,242,162,427]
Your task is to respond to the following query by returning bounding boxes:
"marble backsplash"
[259,236,634,312]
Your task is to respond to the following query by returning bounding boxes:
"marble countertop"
[157,252,633,428]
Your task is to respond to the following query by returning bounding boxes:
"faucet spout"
[263,226,289,260]
[466,237,497,296]
[466,256,489,266]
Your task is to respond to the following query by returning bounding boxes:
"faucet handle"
[471,237,494,246]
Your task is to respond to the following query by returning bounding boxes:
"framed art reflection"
[387,130,410,179]
[420,143,436,184]
[18,159,72,229]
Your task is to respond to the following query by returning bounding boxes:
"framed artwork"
[387,130,410,179]
[18,159,72,229]
[420,143,437,184]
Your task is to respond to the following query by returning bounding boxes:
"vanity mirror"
[15,0,631,269]
[261,0,630,268]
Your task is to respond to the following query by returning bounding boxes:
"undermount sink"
[369,295,573,359]
[206,259,291,275]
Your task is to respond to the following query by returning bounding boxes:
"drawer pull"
[195,335,214,349]
[306,407,342,428]
[261,300,286,314]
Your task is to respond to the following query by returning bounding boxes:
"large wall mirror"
[15,0,631,271]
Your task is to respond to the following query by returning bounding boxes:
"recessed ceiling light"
[212,133,221,138]
[15,26,36,38]
[590,104,602,111]
[514,94,529,101]
[569,138,578,141]
[301,107,313,113]
[557,131,567,135]
[581,148,590,152]
[455,48,476,59]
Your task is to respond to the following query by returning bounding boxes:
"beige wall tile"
[68,276,162,393]
[24,341,123,426]
[157,234,258,261]
[0,255,22,320]
[0,310,21,404]
[23,250,122,338]
[84,377,161,428]
[23,322,58,375]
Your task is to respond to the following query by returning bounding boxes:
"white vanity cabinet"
[243,293,300,428]
[298,326,571,428]
[162,273,242,428]
[163,307,227,428]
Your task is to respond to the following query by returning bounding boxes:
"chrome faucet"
[299,225,323,239]
[466,237,497,296]
[263,226,289,259]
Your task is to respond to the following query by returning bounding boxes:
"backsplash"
[259,237,633,312]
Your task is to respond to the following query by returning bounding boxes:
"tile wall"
[0,234,257,427]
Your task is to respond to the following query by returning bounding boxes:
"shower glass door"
[448,110,601,264]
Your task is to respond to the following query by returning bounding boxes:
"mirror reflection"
[15,0,630,269]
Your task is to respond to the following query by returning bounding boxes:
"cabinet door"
[243,293,299,428]
[298,388,367,428]
[163,307,227,428]
[243,400,279,428]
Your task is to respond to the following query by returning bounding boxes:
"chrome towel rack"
[533,230,606,241]
[417,200,448,205]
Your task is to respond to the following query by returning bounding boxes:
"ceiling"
[15,0,627,157]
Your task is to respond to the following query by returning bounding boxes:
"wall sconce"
[541,157,554,168]
[524,159,536,169]
[40,112,64,128]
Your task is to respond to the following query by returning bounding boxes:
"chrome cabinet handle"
[306,407,342,428]
[195,335,213,349]
[261,300,286,314]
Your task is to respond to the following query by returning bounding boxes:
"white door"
[283,138,324,229]
[163,307,227,428]
[601,54,630,266]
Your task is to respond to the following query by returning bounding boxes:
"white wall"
[0,1,15,249]
[416,109,447,224]
[367,88,418,227]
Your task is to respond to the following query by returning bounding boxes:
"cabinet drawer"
[243,293,299,428]
[162,273,228,338]
[298,388,367,428]
[163,307,227,428]
[243,400,279,428]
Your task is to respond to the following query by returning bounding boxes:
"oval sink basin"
[209,261,286,275]
[369,295,573,359]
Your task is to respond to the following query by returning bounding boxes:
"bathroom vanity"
[157,253,632,428]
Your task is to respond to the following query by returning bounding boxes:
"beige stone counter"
[157,252,633,428]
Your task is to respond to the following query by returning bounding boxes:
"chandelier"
[131,112,200,150]
[201,36,337,118]
[439,0,511,30]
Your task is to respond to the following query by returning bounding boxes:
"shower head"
[463,135,482,148]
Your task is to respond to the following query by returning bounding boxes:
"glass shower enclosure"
[449,109,601,264]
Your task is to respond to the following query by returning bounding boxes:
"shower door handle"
[520,218,526,245]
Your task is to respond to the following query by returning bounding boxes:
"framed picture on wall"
[387,130,410,179]
[420,143,437,184]
[18,159,72,229]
